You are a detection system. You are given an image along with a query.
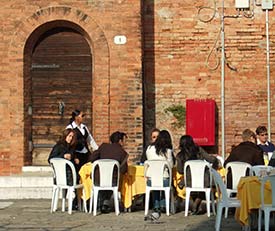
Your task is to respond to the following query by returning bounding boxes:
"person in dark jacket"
[48,128,79,209]
[88,131,129,213]
[256,125,275,162]
[176,135,218,215]
[48,128,79,185]
[224,129,264,188]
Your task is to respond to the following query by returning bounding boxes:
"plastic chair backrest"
[251,165,273,176]
[184,160,212,188]
[92,159,120,187]
[49,158,77,186]
[144,160,172,187]
[225,161,252,190]
[216,155,224,167]
[211,169,230,204]
[261,174,275,207]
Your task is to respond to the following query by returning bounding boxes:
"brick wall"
[0,0,142,175]
[143,0,275,156]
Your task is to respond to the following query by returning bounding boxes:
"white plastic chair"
[184,160,215,217]
[258,174,275,231]
[89,159,120,216]
[225,161,252,197]
[225,161,252,218]
[144,160,175,216]
[252,165,273,177]
[211,169,241,231]
[49,158,87,214]
[216,155,224,167]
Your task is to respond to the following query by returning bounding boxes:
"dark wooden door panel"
[31,28,92,165]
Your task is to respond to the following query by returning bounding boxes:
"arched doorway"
[24,21,93,166]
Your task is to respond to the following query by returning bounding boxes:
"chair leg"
[82,188,87,213]
[258,209,261,231]
[68,188,74,214]
[50,187,57,213]
[144,188,150,216]
[185,190,191,217]
[264,210,270,231]
[93,189,98,216]
[225,207,228,218]
[211,191,216,215]
[53,188,59,212]
[89,191,93,214]
[206,190,211,217]
[215,204,223,231]
[113,189,120,216]
[61,189,66,212]
[164,189,170,216]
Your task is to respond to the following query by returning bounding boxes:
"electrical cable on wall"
[198,0,243,72]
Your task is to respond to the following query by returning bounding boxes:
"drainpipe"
[221,0,225,159]
[265,9,271,141]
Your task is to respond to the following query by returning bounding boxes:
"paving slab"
[0,199,242,231]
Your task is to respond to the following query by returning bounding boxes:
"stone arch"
[8,6,110,166]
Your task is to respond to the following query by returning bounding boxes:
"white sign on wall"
[114,35,127,45]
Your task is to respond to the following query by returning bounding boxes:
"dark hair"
[58,128,76,148]
[69,109,81,123]
[256,125,267,135]
[110,131,127,144]
[154,130,173,157]
[177,135,200,161]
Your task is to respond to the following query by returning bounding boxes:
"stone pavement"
[0,199,243,231]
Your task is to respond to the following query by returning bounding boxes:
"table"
[79,163,186,209]
[236,176,272,226]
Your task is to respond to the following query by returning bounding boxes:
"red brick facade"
[0,0,275,175]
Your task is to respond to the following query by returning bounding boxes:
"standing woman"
[67,109,98,172]
[176,135,218,215]
[145,129,175,213]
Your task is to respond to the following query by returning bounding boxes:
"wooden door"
[30,27,92,165]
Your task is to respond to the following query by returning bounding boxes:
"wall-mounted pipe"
[265,9,271,141]
[221,0,225,160]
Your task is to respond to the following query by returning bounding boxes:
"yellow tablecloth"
[236,176,272,226]
[79,162,93,200]
[79,163,186,209]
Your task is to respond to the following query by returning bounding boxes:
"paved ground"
[0,199,243,231]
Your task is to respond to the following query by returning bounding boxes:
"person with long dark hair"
[176,135,218,215]
[145,129,175,213]
[48,128,80,210]
[140,128,160,163]
[48,128,77,165]
[66,109,98,172]
[48,128,78,186]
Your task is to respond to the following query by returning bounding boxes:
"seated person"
[88,131,128,213]
[256,125,275,162]
[140,128,160,163]
[176,135,218,215]
[48,128,80,209]
[224,129,264,188]
[145,130,174,213]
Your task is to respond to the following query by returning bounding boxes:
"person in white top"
[145,129,175,213]
[66,109,98,172]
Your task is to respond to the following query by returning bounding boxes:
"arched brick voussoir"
[7,5,111,148]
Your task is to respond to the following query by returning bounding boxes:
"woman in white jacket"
[146,130,175,213]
